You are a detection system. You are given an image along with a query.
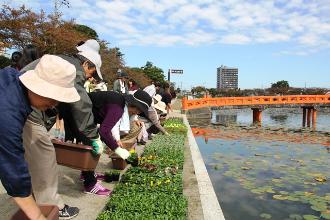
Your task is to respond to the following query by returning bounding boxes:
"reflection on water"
[211,108,330,131]
[212,114,238,125]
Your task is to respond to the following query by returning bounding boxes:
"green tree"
[0,55,11,68]
[270,80,290,95]
[74,24,98,39]
[271,80,289,88]
[141,61,165,83]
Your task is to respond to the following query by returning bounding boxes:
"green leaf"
[289,214,303,220]
[260,213,272,219]
[302,215,319,220]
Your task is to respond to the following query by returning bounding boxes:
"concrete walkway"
[0,152,117,220]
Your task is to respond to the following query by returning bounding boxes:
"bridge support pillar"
[302,108,306,127]
[302,106,316,128]
[312,109,317,129]
[307,109,312,127]
[252,108,263,125]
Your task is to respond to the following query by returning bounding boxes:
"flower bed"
[164,118,188,135]
[97,119,188,220]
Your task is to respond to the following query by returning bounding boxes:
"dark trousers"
[81,171,97,187]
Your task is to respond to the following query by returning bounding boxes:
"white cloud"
[4,0,330,54]
[221,34,251,44]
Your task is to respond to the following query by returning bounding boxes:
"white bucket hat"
[76,39,100,53]
[152,95,166,113]
[153,100,167,114]
[153,94,162,103]
[78,50,103,80]
[19,54,80,103]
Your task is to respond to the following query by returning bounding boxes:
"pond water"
[192,108,330,220]
[211,108,330,132]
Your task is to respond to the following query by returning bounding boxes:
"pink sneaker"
[84,183,112,196]
[80,173,106,181]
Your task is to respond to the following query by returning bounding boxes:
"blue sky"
[3,0,330,89]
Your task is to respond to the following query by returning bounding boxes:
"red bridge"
[182,95,330,127]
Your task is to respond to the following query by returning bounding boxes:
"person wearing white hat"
[54,51,111,196]
[0,55,79,220]
[19,47,109,217]
[137,94,169,142]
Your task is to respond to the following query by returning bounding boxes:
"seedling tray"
[109,143,136,170]
[52,140,100,171]
[11,205,59,220]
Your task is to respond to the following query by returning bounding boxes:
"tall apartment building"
[217,65,238,89]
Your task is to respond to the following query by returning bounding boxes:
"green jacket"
[113,79,128,94]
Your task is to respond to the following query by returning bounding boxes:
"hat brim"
[153,102,167,114]
[96,65,103,80]
[76,44,90,52]
[125,95,149,117]
[19,70,80,103]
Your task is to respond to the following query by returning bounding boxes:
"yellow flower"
[129,149,135,154]
[150,181,154,187]
[157,181,162,186]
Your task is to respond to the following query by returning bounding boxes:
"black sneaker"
[59,204,79,219]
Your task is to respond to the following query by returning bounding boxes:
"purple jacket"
[89,91,125,150]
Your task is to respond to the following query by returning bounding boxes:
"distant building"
[217,65,238,90]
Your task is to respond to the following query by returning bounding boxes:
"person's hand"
[114,147,130,159]
[117,140,123,148]
[134,120,142,127]
[91,136,105,156]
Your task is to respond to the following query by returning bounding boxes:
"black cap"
[125,90,152,116]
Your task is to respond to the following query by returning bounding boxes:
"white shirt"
[119,80,126,94]
[143,84,156,97]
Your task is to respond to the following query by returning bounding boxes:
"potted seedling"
[104,170,121,182]
[126,152,139,167]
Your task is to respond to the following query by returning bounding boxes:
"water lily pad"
[314,176,327,182]
[287,196,300,202]
[272,178,282,183]
[266,188,276,194]
[241,166,252,170]
[273,194,288,200]
[310,203,327,212]
[260,213,272,219]
[302,215,319,220]
[251,189,264,194]
[289,214,303,220]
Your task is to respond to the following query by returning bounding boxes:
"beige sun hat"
[78,50,103,80]
[19,54,80,103]
[152,95,167,114]
[76,39,100,53]
[153,94,162,103]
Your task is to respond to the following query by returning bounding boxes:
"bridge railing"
[182,95,330,110]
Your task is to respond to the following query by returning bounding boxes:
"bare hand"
[117,140,123,148]
[134,120,142,127]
